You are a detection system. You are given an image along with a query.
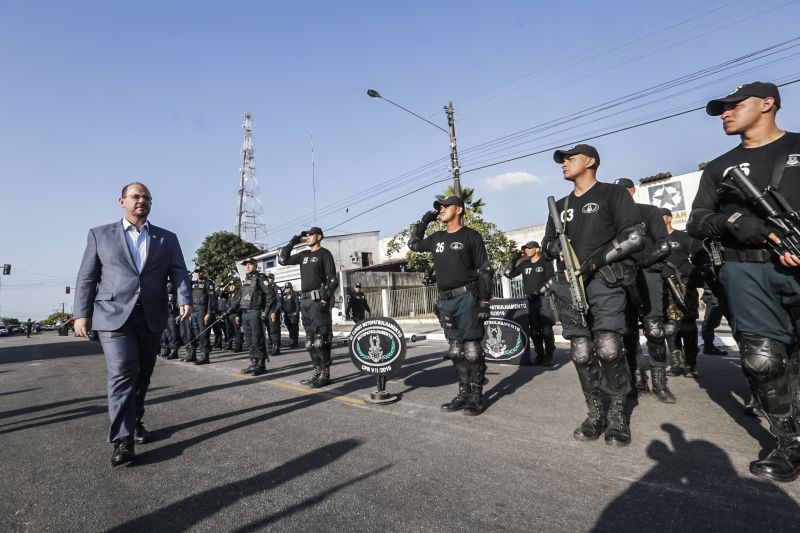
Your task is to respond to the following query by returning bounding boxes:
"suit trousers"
[98,305,161,442]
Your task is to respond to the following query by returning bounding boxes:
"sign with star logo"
[647,181,685,211]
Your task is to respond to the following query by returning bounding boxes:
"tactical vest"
[216,294,228,313]
[282,293,297,314]
[240,275,263,310]
[192,280,209,306]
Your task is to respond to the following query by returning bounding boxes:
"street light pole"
[367,88,462,198]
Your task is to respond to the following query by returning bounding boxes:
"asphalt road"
[2,332,799,532]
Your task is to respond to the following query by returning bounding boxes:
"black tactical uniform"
[661,214,703,378]
[186,267,215,365]
[212,287,228,350]
[279,227,339,387]
[224,281,243,352]
[409,195,494,416]
[688,82,800,482]
[238,258,273,376]
[504,241,556,365]
[542,145,645,446]
[281,282,301,348]
[264,274,283,355]
[615,178,675,403]
[346,283,372,323]
[160,281,181,359]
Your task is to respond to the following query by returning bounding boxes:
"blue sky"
[1,0,799,319]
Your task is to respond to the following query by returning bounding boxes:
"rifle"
[547,196,588,328]
[662,261,688,314]
[723,167,800,257]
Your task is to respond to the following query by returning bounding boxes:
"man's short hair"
[121,182,149,198]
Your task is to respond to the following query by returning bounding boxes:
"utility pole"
[236,112,268,250]
[444,102,462,198]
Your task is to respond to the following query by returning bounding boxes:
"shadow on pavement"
[106,438,375,532]
[591,423,799,532]
[0,339,103,364]
[0,387,40,397]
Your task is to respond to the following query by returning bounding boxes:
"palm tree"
[436,185,485,215]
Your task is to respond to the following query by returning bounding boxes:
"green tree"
[195,231,261,286]
[386,186,518,272]
[42,312,72,325]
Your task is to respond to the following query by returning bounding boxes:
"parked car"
[0,324,10,337]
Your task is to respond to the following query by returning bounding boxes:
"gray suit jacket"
[74,220,192,332]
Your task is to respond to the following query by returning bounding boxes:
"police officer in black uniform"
[212,286,228,350]
[185,267,215,365]
[224,279,243,352]
[346,283,372,323]
[504,241,556,366]
[688,82,800,482]
[615,178,675,403]
[281,282,301,348]
[279,227,339,387]
[409,195,494,416]
[542,145,645,445]
[159,280,181,359]
[179,270,195,359]
[661,208,703,378]
[238,258,272,376]
[264,273,283,356]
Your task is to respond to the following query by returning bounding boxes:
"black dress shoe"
[134,422,151,444]
[703,344,728,356]
[111,437,135,467]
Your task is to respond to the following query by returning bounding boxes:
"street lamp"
[367,88,462,197]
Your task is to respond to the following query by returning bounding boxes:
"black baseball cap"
[266,272,275,279]
[433,196,465,210]
[553,144,600,166]
[614,178,635,189]
[355,282,362,288]
[193,266,205,272]
[706,82,781,116]
[240,257,257,265]
[661,208,673,217]
[303,226,324,237]
[284,282,293,288]
[522,241,540,249]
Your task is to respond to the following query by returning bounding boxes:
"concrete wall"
[344,271,424,291]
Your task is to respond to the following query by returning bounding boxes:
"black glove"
[477,300,491,322]
[289,234,303,246]
[421,210,439,224]
[544,239,561,260]
[728,215,772,246]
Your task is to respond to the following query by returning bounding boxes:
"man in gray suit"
[74,182,192,467]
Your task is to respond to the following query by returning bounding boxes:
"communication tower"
[236,112,267,250]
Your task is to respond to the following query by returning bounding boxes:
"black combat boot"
[271,344,281,356]
[750,415,800,482]
[240,361,255,375]
[300,366,321,385]
[232,343,242,353]
[541,350,555,367]
[311,367,330,388]
[651,367,676,404]
[441,383,470,412]
[463,384,484,416]
[213,338,223,350]
[182,349,197,363]
[670,348,686,376]
[166,348,179,360]
[159,347,169,358]
[224,342,232,351]
[251,359,267,376]
[574,393,606,441]
[194,351,210,365]
[604,396,631,446]
[635,368,650,394]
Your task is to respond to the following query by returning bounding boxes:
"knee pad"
[595,331,622,362]
[740,333,787,383]
[642,317,665,342]
[570,336,594,365]
[464,341,483,364]
[313,335,329,350]
[305,339,314,351]
[449,339,464,361]
[663,320,677,338]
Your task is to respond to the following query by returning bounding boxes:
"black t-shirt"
[666,229,701,277]
[509,256,554,296]
[543,181,642,267]
[690,132,800,250]
[281,247,338,294]
[413,226,489,292]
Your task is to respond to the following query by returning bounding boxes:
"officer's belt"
[721,248,770,263]
[438,284,474,301]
